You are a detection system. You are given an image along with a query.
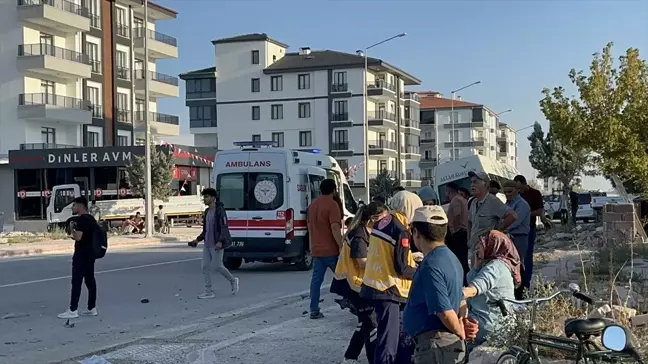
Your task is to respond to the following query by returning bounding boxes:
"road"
[0,242,336,364]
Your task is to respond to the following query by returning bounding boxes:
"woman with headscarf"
[332,201,388,364]
[462,230,520,346]
[360,190,422,364]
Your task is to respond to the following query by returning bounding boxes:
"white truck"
[46,177,205,231]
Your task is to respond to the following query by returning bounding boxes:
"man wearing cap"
[403,205,478,364]
[502,181,530,299]
[467,172,518,266]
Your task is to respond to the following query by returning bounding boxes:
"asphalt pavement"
[0,242,333,364]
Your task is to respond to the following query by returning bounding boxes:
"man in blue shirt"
[403,206,478,364]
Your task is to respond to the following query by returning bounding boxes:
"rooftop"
[211,33,289,48]
[264,50,421,85]
[179,66,216,80]
[419,94,481,109]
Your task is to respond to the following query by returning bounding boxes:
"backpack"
[92,221,108,259]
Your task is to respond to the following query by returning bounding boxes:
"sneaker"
[198,291,215,299]
[57,309,78,319]
[310,311,325,319]
[231,277,239,295]
[80,308,98,316]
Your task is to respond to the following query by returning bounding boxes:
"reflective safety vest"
[333,235,365,292]
[362,212,415,298]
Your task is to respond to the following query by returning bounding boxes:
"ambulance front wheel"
[224,257,243,270]
[295,250,313,271]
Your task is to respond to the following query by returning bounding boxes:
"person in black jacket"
[189,188,239,299]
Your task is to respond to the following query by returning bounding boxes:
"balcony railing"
[420,138,435,143]
[403,171,421,181]
[133,28,177,47]
[367,79,396,92]
[331,113,349,122]
[89,59,101,73]
[89,13,99,28]
[20,143,76,150]
[187,91,216,99]
[331,142,349,150]
[115,23,129,38]
[403,145,420,154]
[404,93,420,102]
[331,83,348,92]
[134,70,178,86]
[89,104,102,118]
[368,140,397,150]
[116,66,130,80]
[17,0,90,18]
[19,93,89,110]
[402,118,419,129]
[18,43,90,64]
[368,110,396,121]
[189,119,217,128]
[135,111,179,125]
[115,109,130,123]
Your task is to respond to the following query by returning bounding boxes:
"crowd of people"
[309,172,545,364]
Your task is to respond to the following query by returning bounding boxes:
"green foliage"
[126,142,173,201]
[369,169,400,201]
[527,122,589,191]
[541,42,648,194]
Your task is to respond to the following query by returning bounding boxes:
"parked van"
[574,192,596,222]
[213,142,359,271]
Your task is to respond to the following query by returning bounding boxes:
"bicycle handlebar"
[495,288,597,316]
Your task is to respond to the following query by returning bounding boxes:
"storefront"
[8,145,217,220]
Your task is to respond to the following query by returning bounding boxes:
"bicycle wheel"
[496,350,528,364]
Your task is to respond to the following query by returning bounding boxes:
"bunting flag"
[344,162,364,179]
[157,139,215,168]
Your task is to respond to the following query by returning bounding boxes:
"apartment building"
[0,0,179,225]
[0,0,179,154]
[418,91,517,182]
[181,33,422,197]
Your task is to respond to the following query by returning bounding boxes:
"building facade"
[418,92,517,182]
[180,33,422,197]
[0,0,180,226]
[179,66,217,147]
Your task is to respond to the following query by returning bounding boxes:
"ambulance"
[213,141,359,271]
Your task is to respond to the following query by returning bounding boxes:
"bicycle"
[494,283,644,364]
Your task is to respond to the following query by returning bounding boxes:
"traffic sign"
[119,187,127,197]
[95,188,103,197]
[18,190,26,199]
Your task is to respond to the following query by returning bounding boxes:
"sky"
[153,0,648,191]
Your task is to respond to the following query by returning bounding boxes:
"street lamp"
[495,109,512,117]
[449,81,481,161]
[143,0,154,237]
[361,32,406,203]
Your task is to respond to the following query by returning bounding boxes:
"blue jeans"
[310,256,338,313]
[523,228,536,288]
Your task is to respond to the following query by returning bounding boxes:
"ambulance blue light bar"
[295,148,321,154]
[233,140,278,148]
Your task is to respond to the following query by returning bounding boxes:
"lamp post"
[449,81,481,161]
[143,0,153,237]
[361,32,406,203]
[495,109,512,117]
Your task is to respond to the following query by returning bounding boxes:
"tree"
[126,142,173,201]
[369,169,400,201]
[540,42,648,194]
[527,122,590,192]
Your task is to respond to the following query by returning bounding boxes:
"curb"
[0,238,168,258]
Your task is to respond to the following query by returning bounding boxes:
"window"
[86,42,100,73]
[252,134,261,142]
[41,127,55,144]
[189,105,215,127]
[133,17,143,29]
[186,79,215,98]
[117,92,128,110]
[334,100,348,115]
[450,148,459,159]
[251,50,259,64]
[299,131,312,147]
[334,130,348,143]
[333,71,347,85]
[271,104,283,120]
[86,131,100,147]
[40,33,53,47]
[271,132,284,147]
[216,172,284,211]
[117,135,129,146]
[116,7,126,27]
[449,130,459,141]
[86,86,100,117]
[298,102,310,118]
[88,0,99,27]
[251,106,260,120]
[41,80,55,104]
[298,74,310,89]
[271,76,283,91]
[379,160,387,171]
[251,78,260,93]
[116,50,128,79]
[135,98,145,113]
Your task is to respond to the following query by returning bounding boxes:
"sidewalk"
[0,232,195,258]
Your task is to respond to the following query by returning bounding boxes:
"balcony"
[331,142,349,151]
[443,121,485,129]
[17,0,90,33]
[402,145,420,157]
[134,111,180,136]
[18,93,91,124]
[368,140,397,156]
[420,138,435,144]
[89,104,102,119]
[115,109,131,124]
[368,110,397,129]
[115,23,130,38]
[419,157,438,166]
[401,171,422,188]
[497,134,507,142]
[367,80,396,99]
[498,151,508,157]
[403,92,420,104]
[134,70,179,98]
[116,66,130,81]
[20,143,76,150]
[17,43,91,80]
[133,28,178,59]
[401,118,420,130]
[443,137,486,148]
[331,83,349,93]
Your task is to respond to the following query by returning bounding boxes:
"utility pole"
[143,0,153,237]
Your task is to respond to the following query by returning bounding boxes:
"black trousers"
[70,257,97,311]
[446,229,469,286]
[344,293,377,362]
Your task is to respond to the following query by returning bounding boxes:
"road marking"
[0,257,201,289]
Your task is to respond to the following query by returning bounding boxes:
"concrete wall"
[0,165,15,231]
